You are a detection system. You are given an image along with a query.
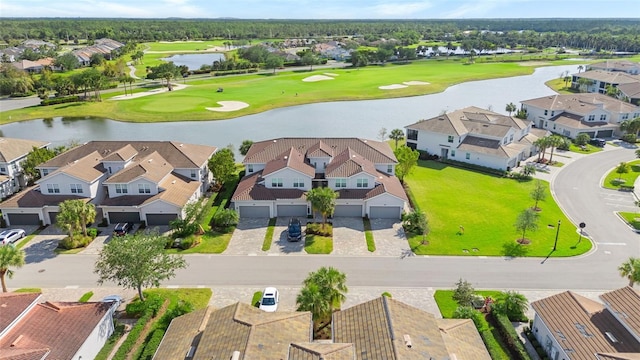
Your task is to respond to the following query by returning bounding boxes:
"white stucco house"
[0,292,115,360]
[587,60,640,75]
[571,70,640,95]
[531,286,640,360]
[232,138,407,219]
[0,141,216,226]
[404,107,547,171]
[0,137,50,200]
[520,93,640,139]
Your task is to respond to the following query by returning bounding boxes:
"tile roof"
[0,301,112,360]
[39,151,105,183]
[574,70,640,84]
[101,144,138,162]
[550,113,616,130]
[457,136,509,158]
[325,148,379,179]
[101,172,200,208]
[531,291,640,359]
[600,287,640,339]
[307,140,334,158]
[263,147,315,178]
[232,171,306,201]
[0,293,41,335]
[0,185,89,209]
[0,348,50,360]
[288,342,355,360]
[193,303,312,360]
[521,93,639,114]
[437,319,491,359]
[104,151,173,184]
[244,138,397,165]
[0,138,49,163]
[153,308,211,360]
[589,60,640,72]
[618,82,640,99]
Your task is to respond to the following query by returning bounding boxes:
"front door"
[441,148,449,159]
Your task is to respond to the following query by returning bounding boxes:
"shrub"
[79,291,94,302]
[58,235,92,249]
[112,310,154,360]
[252,291,263,307]
[622,134,637,144]
[453,306,488,331]
[574,133,590,146]
[139,328,165,360]
[557,138,571,151]
[125,293,163,318]
[87,228,98,238]
[41,95,80,106]
[306,222,332,236]
[381,292,392,298]
[492,312,531,359]
[179,237,195,250]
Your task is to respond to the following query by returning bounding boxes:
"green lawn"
[603,160,640,190]
[619,212,640,230]
[144,40,228,52]
[14,288,42,293]
[363,218,375,252]
[568,143,603,154]
[2,59,568,124]
[143,288,212,309]
[305,234,333,254]
[165,229,233,254]
[405,161,592,257]
[262,218,277,251]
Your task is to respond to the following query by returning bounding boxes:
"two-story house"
[587,60,640,75]
[0,137,49,200]
[531,286,640,360]
[404,107,547,171]
[520,93,640,139]
[0,141,216,226]
[232,138,407,219]
[571,70,640,95]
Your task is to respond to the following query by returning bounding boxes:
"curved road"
[11,147,638,291]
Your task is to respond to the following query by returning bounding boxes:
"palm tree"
[0,245,26,292]
[505,102,517,116]
[620,117,640,141]
[306,187,339,229]
[78,202,96,237]
[577,65,584,73]
[577,77,592,93]
[547,135,564,164]
[304,266,348,312]
[494,291,529,321]
[388,129,405,149]
[618,257,640,287]
[296,283,330,335]
[534,136,550,163]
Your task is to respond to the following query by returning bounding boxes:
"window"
[70,184,83,194]
[587,115,595,121]
[247,164,254,173]
[115,184,128,194]
[357,178,368,188]
[335,178,347,188]
[622,114,629,120]
[465,153,470,160]
[42,169,49,176]
[509,134,514,142]
[600,114,606,121]
[108,167,112,174]
[191,170,197,178]
[271,178,283,188]
[551,111,555,117]
[293,178,304,188]
[0,167,5,174]
[138,183,151,194]
[545,121,548,127]
[407,129,418,141]
[46,184,60,194]
[544,110,548,116]
[387,165,393,173]
[553,124,556,130]
[447,135,454,143]
[451,150,456,157]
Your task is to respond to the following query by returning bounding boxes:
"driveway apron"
[369,219,410,256]
[268,217,306,255]
[332,218,369,256]
[224,218,269,255]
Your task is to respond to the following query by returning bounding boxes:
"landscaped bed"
[404,160,592,257]
[603,159,640,190]
[304,223,333,254]
[619,212,640,230]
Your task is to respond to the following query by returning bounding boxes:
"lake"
[0,64,580,152]
[161,53,226,70]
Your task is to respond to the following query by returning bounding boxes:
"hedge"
[480,329,510,360]
[41,96,80,106]
[111,310,154,360]
[492,312,531,360]
[138,328,166,360]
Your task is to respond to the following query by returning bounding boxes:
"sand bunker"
[206,101,249,112]
[403,81,430,86]
[302,75,335,82]
[323,73,339,77]
[379,84,408,90]
[518,61,551,67]
[110,84,187,101]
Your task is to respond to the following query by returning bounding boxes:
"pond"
[161,53,226,70]
[0,64,580,152]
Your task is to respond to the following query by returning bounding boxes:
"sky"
[1,0,638,19]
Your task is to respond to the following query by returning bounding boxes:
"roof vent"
[10,335,23,347]
[231,351,241,360]
[403,334,412,348]
[148,159,153,163]
[284,156,288,160]
[273,140,277,142]
[179,144,184,147]
[172,180,176,184]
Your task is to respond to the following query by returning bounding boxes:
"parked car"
[590,138,606,147]
[113,223,131,236]
[0,229,26,245]
[287,218,302,242]
[259,287,279,312]
[101,295,124,313]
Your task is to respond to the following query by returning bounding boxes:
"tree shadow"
[502,241,529,258]
[24,239,59,264]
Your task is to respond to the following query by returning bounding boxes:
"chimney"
[403,334,412,348]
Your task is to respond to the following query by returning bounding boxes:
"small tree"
[453,306,487,331]
[56,200,82,241]
[452,278,475,307]
[493,291,529,321]
[575,133,590,146]
[297,266,348,337]
[515,208,539,244]
[394,146,419,183]
[378,127,388,141]
[389,129,405,149]
[505,102,517,116]
[616,162,630,182]
[306,187,339,229]
[239,140,254,156]
[169,201,204,237]
[208,148,236,186]
[618,257,640,287]
[213,208,239,228]
[521,164,536,177]
[530,180,547,211]
[0,245,26,292]
[22,146,60,185]
[402,210,428,240]
[95,231,187,301]
[265,55,284,74]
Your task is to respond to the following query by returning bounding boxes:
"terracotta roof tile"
[40,151,105,183]
[0,138,48,163]
[325,148,379,179]
[0,186,89,209]
[232,171,305,201]
[288,342,355,360]
[600,287,640,340]
[0,348,50,360]
[307,140,334,158]
[153,308,211,360]
[263,147,315,178]
[104,151,173,184]
[101,144,138,162]
[0,293,41,334]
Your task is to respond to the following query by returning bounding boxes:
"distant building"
[0,137,50,200]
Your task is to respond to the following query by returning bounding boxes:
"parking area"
[369,219,411,256]
[224,218,269,255]
[332,218,369,256]
[268,217,306,255]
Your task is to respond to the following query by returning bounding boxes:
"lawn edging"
[363,218,376,252]
[262,218,277,251]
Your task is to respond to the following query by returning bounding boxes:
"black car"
[113,223,131,236]
[287,218,302,242]
[589,138,606,147]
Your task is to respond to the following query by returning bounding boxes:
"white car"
[101,295,124,312]
[259,287,279,312]
[0,229,26,246]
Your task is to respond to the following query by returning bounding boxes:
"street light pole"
[553,220,561,251]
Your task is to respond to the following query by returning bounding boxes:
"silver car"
[0,229,26,245]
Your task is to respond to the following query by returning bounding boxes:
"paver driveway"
[269,217,306,255]
[332,217,369,256]
[225,218,269,255]
[369,219,411,256]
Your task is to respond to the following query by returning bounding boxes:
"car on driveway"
[590,138,606,147]
[259,287,279,312]
[101,295,124,313]
[287,218,302,242]
[0,229,26,245]
[113,223,131,236]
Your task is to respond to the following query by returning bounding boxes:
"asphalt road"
[10,146,639,291]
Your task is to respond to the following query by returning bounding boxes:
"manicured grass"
[262,218,277,251]
[143,288,212,310]
[619,212,640,230]
[54,247,86,254]
[434,290,503,318]
[2,59,567,124]
[79,291,94,302]
[568,143,603,154]
[305,234,333,254]
[603,160,640,190]
[14,288,41,293]
[405,161,592,257]
[165,229,233,254]
[144,40,228,52]
[363,218,376,252]
[544,78,578,94]
[252,291,263,307]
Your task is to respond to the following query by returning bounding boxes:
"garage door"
[146,213,178,226]
[48,212,59,225]
[108,212,141,224]
[239,206,270,218]
[277,205,307,217]
[597,130,613,138]
[333,205,362,217]
[7,213,40,225]
[369,206,402,219]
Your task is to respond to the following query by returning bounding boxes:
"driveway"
[224,218,269,255]
[332,218,369,256]
[369,219,411,256]
[268,217,306,255]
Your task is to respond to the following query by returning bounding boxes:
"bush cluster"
[622,134,637,144]
[87,227,98,238]
[492,312,531,360]
[213,69,259,76]
[125,294,164,318]
[306,222,332,236]
[138,328,165,360]
[58,235,92,249]
[41,96,80,106]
